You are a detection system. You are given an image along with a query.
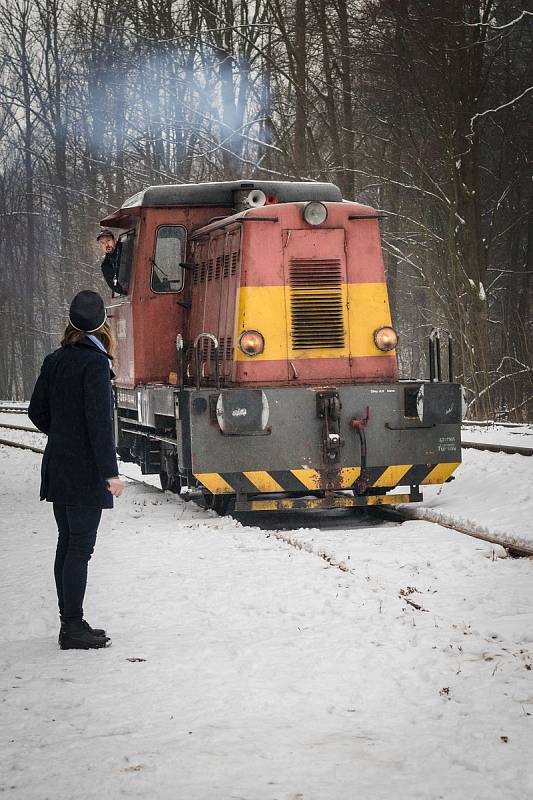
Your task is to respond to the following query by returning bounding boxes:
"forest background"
[0,0,531,419]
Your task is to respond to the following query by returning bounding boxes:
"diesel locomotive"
[100,180,463,513]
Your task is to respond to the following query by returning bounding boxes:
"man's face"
[98,236,115,254]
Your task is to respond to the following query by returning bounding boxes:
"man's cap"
[96,229,115,241]
[69,290,107,333]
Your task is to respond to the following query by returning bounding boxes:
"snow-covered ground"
[2,413,532,549]
[1,422,532,799]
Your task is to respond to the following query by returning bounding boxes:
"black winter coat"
[101,245,126,295]
[28,338,119,509]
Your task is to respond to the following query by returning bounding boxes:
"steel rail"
[383,504,533,557]
[462,440,533,457]
[0,422,39,434]
[0,438,44,455]
[463,420,531,429]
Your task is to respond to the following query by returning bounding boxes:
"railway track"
[1,419,533,457]
[1,423,532,557]
[3,409,529,426]
[0,437,45,454]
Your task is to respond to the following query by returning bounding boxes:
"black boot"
[60,621,110,650]
[59,619,107,644]
[83,620,107,636]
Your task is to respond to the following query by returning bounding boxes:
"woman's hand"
[107,477,125,497]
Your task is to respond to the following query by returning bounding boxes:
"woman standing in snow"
[29,290,124,650]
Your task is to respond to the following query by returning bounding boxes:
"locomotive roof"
[120,180,343,209]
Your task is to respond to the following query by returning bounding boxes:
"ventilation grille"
[223,254,230,278]
[225,336,233,360]
[289,258,345,349]
[217,336,233,362]
[194,252,239,283]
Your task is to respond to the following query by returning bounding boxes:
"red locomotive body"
[101,180,462,514]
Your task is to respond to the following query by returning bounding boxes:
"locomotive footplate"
[235,490,421,513]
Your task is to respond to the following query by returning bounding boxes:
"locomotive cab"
[99,191,232,388]
[102,180,463,513]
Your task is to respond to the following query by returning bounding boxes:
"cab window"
[151,225,187,293]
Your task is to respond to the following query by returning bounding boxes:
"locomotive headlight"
[303,202,328,226]
[239,330,265,356]
[374,326,398,351]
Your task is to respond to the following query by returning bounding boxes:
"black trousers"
[52,504,102,624]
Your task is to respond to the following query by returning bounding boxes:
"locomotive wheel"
[169,474,182,494]
[203,492,231,516]
[159,470,182,494]
[117,445,133,462]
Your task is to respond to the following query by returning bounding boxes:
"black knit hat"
[96,229,115,241]
[69,290,107,333]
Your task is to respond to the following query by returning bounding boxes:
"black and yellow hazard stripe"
[194,462,460,495]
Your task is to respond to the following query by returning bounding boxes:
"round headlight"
[303,202,328,226]
[239,330,265,356]
[374,326,398,351]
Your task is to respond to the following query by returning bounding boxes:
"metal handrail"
[175,334,184,385]
[193,333,220,389]
[429,328,453,382]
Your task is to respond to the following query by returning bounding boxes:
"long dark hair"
[61,320,116,359]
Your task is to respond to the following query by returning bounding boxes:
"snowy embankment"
[2,413,532,550]
[396,447,533,554]
[1,426,533,799]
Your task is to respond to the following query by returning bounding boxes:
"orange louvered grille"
[289,258,345,349]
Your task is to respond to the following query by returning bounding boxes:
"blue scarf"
[87,334,113,369]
